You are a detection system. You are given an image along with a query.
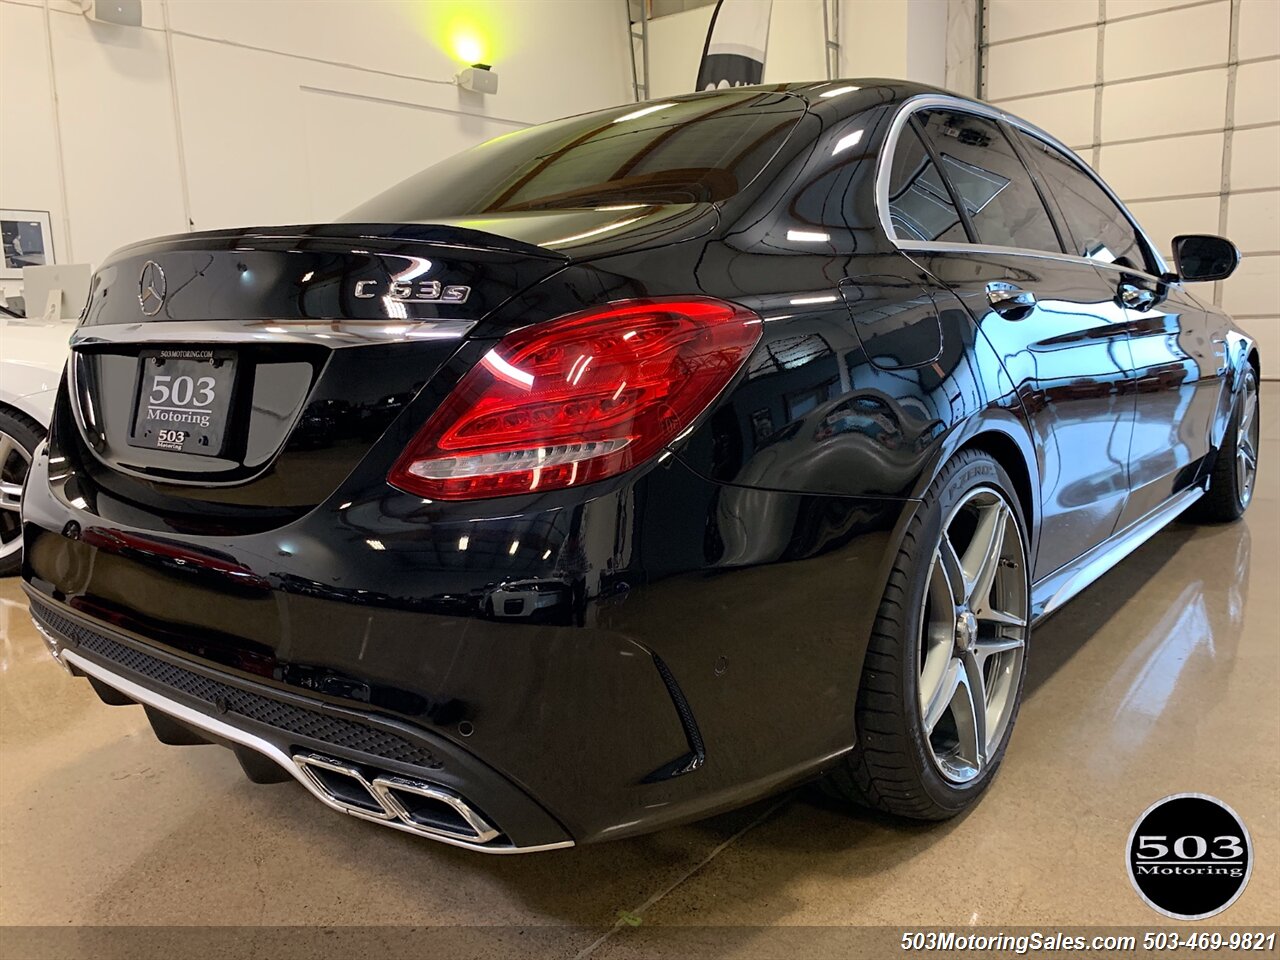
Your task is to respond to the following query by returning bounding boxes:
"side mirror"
[1171,234,1241,282]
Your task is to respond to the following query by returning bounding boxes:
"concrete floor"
[2,386,1277,958]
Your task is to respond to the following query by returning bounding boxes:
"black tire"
[0,407,44,577]
[826,448,1031,820]
[1189,365,1260,524]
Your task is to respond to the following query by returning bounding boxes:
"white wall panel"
[646,4,715,98]
[1242,318,1279,371]
[1127,196,1221,255]
[986,0,1095,43]
[945,0,979,96]
[648,0,953,101]
[765,0,828,84]
[1228,190,1280,253]
[986,0,1274,374]
[1234,60,1280,126]
[907,0,949,88]
[164,0,631,127]
[1107,0,1207,15]
[999,89,1096,147]
[0,0,635,293]
[167,35,307,232]
[1100,69,1227,142]
[1103,2,1229,82]
[1230,125,1280,191]
[168,33,533,234]
[0,1,66,296]
[1099,132,1224,199]
[1221,254,1280,315]
[986,26,1096,100]
[49,11,187,267]
[1238,0,1280,60]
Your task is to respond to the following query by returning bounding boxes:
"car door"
[888,106,1137,582]
[1012,130,1225,527]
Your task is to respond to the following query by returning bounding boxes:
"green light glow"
[417,2,503,66]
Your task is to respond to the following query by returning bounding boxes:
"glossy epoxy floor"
[2,388,1278,959]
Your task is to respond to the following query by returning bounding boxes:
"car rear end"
[20,204,776,846]
[21,87,908,849]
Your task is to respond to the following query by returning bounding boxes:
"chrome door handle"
[1119,282,1157,311]
[986,282,1037,315]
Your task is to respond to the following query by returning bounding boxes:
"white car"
[0,310,73,574]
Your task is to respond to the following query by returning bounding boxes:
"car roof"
[672,78,960,109]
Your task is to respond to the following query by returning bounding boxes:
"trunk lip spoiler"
[97,225,570,265]
[70,318,477,348]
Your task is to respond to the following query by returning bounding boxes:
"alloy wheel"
[917,487,1028,784]
[1236,373,1259,509]
[0,430,32,562]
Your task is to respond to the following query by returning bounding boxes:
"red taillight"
[388,297,762,500]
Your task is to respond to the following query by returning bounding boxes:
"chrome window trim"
[896,239,1173,284]
[875,94,1171,282]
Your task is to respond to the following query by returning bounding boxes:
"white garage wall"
[2,0,966,308]
[984,0,1280,377]
[644,0,952,100]
[0,0,633,297]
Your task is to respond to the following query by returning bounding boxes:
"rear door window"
[913,109,1061,254]
[885,124,967,243]
[1014,131,1156,273]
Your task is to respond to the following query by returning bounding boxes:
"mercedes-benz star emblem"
[138,260,167,316]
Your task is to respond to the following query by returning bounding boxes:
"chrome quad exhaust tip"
[370,775,501,843]
[293,753,499,843]
[43,639,571,852]
[292,754,396,820]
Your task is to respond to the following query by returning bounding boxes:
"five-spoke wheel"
[1192,364,1261,524]
[1235,372,1259,509]
[918,488,1028,784]
[828,449,1031,820]
[0,424,36,573]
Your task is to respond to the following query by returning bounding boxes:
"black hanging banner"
[695,0,773,91]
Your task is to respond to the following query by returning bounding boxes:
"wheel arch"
[957,431,1035,534]
[0,396,53,434]
[908,408,1042,566]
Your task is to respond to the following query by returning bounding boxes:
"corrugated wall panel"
[983,0,1279,376]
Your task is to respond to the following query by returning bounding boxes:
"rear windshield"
[344,91,805,220]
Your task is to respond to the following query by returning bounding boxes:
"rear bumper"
[27,588,573,853]
[22,439,915,845]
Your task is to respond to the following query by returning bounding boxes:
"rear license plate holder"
[127,349,237,457]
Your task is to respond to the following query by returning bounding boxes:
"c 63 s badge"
[1127,793,1253,920]
[352,279,471,303]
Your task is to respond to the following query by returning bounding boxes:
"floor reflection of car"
[482,578,570,620]
[19,82,1261,853]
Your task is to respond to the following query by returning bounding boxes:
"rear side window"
[913,109,1061,254]
[1015,131,1155,273]
[345,91,804,220]
[885,124,967,242]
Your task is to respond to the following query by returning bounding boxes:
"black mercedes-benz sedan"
[21,81,1260,853]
